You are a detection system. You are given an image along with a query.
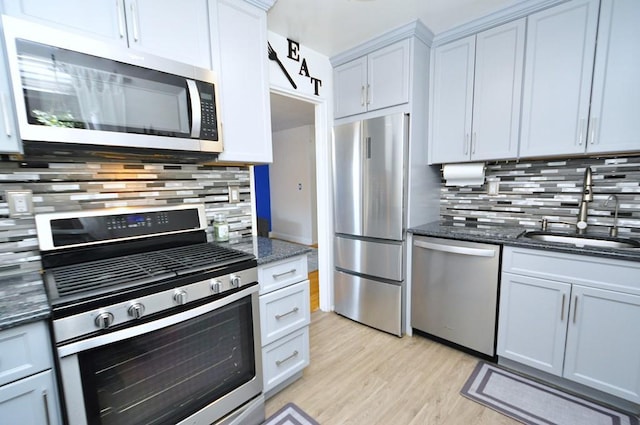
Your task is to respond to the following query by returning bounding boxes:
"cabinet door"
[564,285,640,404]
[430,36,475,164]
[471,19,525,161]
[212,0,272,163]
[124,0,211,69]
[0,47,20,153]
[0,0,126,45]
[334,57,367,118]
[587,0,640,154]
[367,39,411,112]
[0,370,61,425]
[497,273,570,376]
[519,0,599,158]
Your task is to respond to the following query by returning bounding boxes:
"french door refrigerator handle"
[413,240,495,257]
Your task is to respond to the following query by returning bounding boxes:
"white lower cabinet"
[498,273,570,376]
[564,285,640,402]
[258,255,310,397]
[0,321,61,424]
[498,246,640,404]
[0,370,60,424]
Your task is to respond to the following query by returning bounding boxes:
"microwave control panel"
[197,81,219,141]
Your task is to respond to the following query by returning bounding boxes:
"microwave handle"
[186,80,201,138]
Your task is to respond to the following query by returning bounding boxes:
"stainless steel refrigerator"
[332,113,407,337]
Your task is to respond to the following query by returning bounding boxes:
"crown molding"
[243,0,276,12]
[330,19,434,67]
[433,0,570,46]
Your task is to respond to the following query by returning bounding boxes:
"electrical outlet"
[228,186,240,203]
[487,180,499,196]
[6,190,34,217]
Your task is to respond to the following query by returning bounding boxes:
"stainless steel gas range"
[35,204,264,425]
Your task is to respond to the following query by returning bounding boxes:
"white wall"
[267,30,334,311]
[269,125,317,245]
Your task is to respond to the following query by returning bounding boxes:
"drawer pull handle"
[560,294,566,320]
[43,390,51,425]
[275,307,299,320]
[276,350,299,366]
[273,269,296,279]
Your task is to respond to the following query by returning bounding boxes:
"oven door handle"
[57,284,258,357]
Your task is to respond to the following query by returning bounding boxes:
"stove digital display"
[126,214,146,227]
[50,209,201,247]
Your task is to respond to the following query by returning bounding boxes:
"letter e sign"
[266,38,322,96]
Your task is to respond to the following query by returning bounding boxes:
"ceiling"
[270,93,315,133]
[267,0,517,58]
[267,0,517,133]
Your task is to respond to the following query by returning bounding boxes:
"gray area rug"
[461,361,639,425]
[263,403,319,425]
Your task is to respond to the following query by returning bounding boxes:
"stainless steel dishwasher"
[411,236,500,357]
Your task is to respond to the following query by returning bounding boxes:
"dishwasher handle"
[413,240,496,257]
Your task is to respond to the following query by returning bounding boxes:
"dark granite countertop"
[223,236,312,265]
[409,221,640,263]
[0,272,50,331]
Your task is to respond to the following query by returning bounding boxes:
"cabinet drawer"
[0,322,52,387]
[503,246,640,295]
[259,255,308,295]
[259,280,310,346]
[262,327,309,393]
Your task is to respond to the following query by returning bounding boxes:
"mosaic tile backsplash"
[440,156,640,236]
[0,158,252,277]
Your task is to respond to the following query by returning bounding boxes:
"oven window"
[78,296,256,425]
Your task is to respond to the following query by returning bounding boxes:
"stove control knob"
[128,303,145,319]
[94,312,115,330]
[174,290,188,305]
[211,280,222,294]
[230,274,241,288]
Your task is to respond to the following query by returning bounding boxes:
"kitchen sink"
[519,231,640,249]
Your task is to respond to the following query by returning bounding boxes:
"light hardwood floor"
[309,270,319,312]
[265,311,519,425]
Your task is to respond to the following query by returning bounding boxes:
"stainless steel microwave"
[0,15,222,153]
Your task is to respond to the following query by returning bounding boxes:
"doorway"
[255,92,320,311]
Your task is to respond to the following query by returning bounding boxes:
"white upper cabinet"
[587,0,640,154]
[0,45,19,154]
[211,0,272,163]
[519,0,600,157]
[334,57,368,118]
[430,19,524,164]
[472,19,525,161]
[334,39,411,118]
[429,36,475,164]
[0,0,211,68]
[122,0,211,69]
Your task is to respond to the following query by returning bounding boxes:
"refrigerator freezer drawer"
[334,270,402,336]
[334,236,403,281]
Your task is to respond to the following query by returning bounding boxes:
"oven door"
[57,285,262,425]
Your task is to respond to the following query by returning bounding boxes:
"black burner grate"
[48,243,253,299]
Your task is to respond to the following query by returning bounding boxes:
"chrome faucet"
[604,194,620,237]
[576,167,593,235]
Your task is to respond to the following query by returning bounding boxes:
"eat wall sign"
[268,38,322,96]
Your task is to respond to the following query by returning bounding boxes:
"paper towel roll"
[442,163,485,186]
